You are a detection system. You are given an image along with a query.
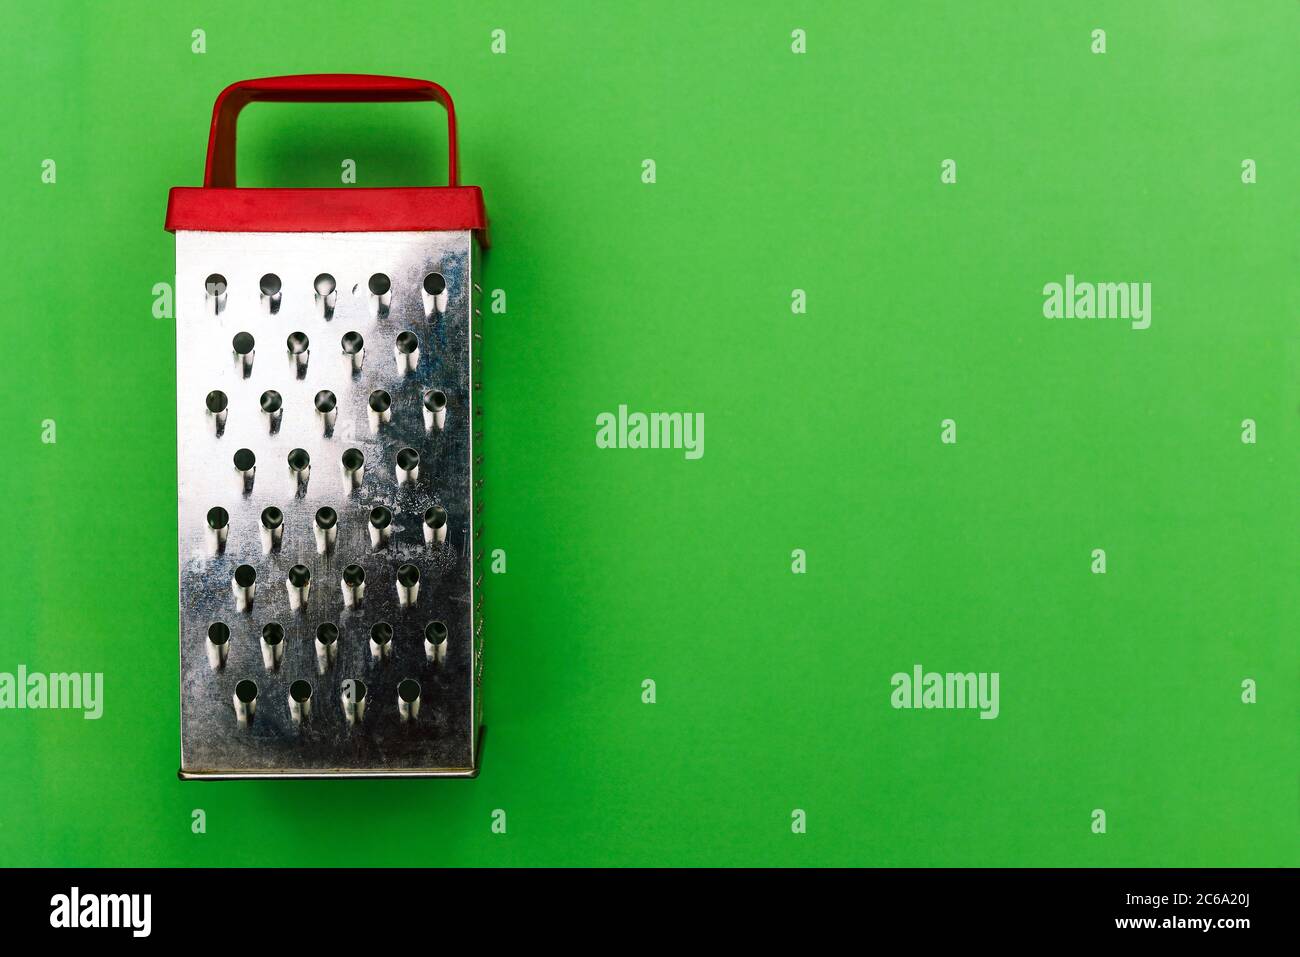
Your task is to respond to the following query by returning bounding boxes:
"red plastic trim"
[167,74,487,243]
[166,186,488,242]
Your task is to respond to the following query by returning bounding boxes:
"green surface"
[1,1,1297,867]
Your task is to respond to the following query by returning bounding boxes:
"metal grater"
[166,75,487,778]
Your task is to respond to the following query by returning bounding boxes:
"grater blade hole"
[290,679,312,703]
[397,563,420,587]
[260,506,283,530]
[371,622,393,646]
[232,332,255,355]
[368,273,391,296]
[288,565,311,587]
[314,273,336,296]
[314,390,337,414]
[208,622,231,645]
[369,505,392,529]
[368,390,391,413]
[342,448,364,471]
[343,564,365,586]
[395,332,419,355]
[288,448,310,472]
[398,678,420,703]
[424,389,447,411]
[259,390,282,414]
[234,679,258,704]
[287,332,310,355]
[205,274,228,297]
[315,506,337,530]
[206,506,229,530]
[341,332,364,355]
[233,565,257,587]
[259,273,281,296]
[397,448,420,471]
[206,390,228,414]
[262,622,284,645]
[316,622,338,646]
[424,506,447,529]
[423,273,445,296]
[233,448,256,471]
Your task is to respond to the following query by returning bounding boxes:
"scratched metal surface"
[174,230,480,777]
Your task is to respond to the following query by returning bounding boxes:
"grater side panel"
[469,238,484,763]
[175,230,478,777]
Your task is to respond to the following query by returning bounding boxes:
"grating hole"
[398,678,421,703]
[341,332,364,354]
[205,274,227,296]
[208,622,231,645]
[369,505,392,529]
[235,679,258,703]
[316,622,338,646]
[314,390,336,414]
[288,448,310,472]
[371,622,393,646]
[234,564,257,587]
[260,506,283,530]
[423,272,446,296]
[425,620,448,643]
[259,390,282,414]
[315,506,337,530]
[343,678,367,703]
[286,332,310,355]
[259,273,281,296]
[342,448,364,471]
[368,390,391,413]
[395,331,419,355]
[368,273,391,296]
[396,448,420,471]
[343,564,365,586]
[262,622,284,646]
[397,563,420,587]
[206,506,229,530]
[314,273,336,296]
[424,506,447,529]
[232,332,255,355]
[233,448,256,471]
[288,565,311,587]
[206,390,228,414]
[290,679,312,703]
[423,389,447,411]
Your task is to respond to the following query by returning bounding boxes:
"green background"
[1,0,1296,866]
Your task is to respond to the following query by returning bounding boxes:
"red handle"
[203,74,459,188]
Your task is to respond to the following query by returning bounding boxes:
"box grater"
[166,75,487,778]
